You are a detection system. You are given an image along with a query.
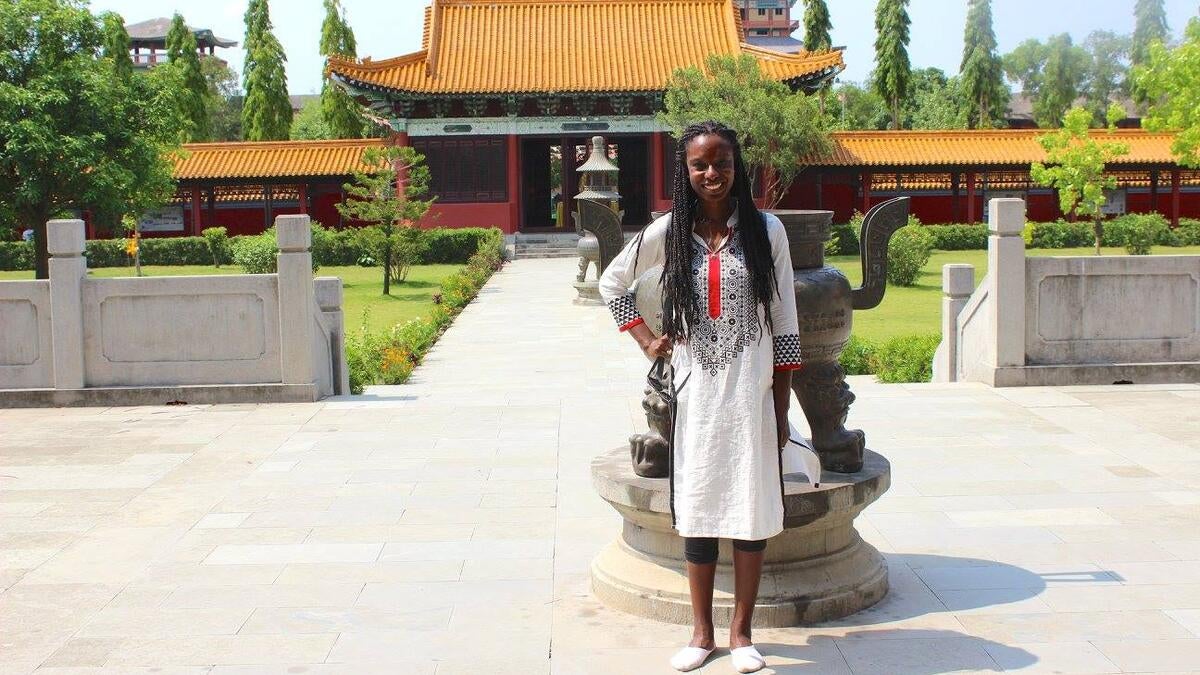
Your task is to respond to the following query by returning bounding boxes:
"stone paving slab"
[1,258,1198,674]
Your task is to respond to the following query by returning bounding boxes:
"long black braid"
[660,121,776,343]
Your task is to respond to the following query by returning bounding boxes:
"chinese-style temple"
[125,18,237,68]
[140,0,1200,239]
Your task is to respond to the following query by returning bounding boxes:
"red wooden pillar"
[393,131,411,200]
[297,184,308,215]
[191,186,203,235]
[861,172,872,214]
[506,134,520,234]
[649,131,666,210]
[1149,170,1159,215]
[966,171,977,224]
[1171,168,1181,227]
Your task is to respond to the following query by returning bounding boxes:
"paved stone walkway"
[2,257,1199,674]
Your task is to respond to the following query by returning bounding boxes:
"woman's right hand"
[629,324,672,361]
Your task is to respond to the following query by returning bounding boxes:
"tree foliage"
[658,53,831,208]
[1004,34,1088,128]
[1132,0,1170,67]
[1136,17,1200,167]
[336,146,435,294]
[319,0,364,139]
[802,0,832,52]
[1083,30,1131,120]
[242,0,291,141]
[202,56,242,141]
[0,0,181,277]
[1030,106,1129,255]
[291,98,332,140]
[959,0,1006,128]
[165,13,209,141]
[872,0,911,130]
[99,11,132,80]
[905,68,969,130]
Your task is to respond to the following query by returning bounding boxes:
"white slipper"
[730,645,766,673]
[670,645,715,672]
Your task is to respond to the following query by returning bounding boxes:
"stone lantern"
[572,136,625,303]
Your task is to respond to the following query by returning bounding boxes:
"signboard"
[138,207,185,233]
[1102,188,1127,215]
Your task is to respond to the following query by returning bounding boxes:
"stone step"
[513,249,580,260]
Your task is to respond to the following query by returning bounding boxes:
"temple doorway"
[519,135,651,232]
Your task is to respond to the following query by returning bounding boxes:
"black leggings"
[683,537,766,565]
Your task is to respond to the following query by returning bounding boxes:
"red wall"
[419,202,515,233]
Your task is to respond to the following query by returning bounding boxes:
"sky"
[90,0,1199,94]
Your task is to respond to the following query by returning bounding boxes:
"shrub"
[839,334,876,376]
[423,228,501,263]
[1178,219,1200,245]
[830,214,863,256]
[1022,219,1093,248]
[84,239,130,268]
[927,223,988,250]
[871,333,940,383]
[886,222,934,286]
[231,234,277,274]
[201,227,230,267]
[1104,213,1173,254]
[0,241,34,271]
[316,228,365,266]
[354,224,427,284]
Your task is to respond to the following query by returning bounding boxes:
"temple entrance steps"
[510,231,640,260]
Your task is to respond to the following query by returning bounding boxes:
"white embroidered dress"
[599,211,803,541]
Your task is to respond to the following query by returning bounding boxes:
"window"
[775,8,784,14]
[411,136,508,203]
[757,8,766,15]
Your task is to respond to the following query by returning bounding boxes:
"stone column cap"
[275,215,312,252]
[988,198,1025,236]
[47,220,86,257]
[943,264,976,297]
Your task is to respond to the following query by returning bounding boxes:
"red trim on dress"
[707,253,721,319]
[618,317,645,332]
[774,362,805,373]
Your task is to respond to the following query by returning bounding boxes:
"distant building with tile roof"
[125,18,237,68]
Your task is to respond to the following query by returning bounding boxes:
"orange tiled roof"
[173,139,384,180]
[809,129,1179,167]
[327,0,844,95]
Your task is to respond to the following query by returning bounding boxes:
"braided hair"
[660,121,776,343]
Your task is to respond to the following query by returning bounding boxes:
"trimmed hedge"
[837,332,941,383]
[0,241,34,271]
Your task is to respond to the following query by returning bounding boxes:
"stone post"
[276,215,314,386]
[935,264,975,382]
[47,219,87,389]
[315,277,349,396]
[987,199,1026,369]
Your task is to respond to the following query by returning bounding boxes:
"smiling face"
[685,133,736,207]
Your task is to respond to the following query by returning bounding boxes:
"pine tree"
[873,0,911,130]
[166,14,210,141]
[959,0,1006,128]
[242,0,292,141]
[319,0,364,138]
[99,12,133,81]
[1132,0,1169,66]
[802,0,832,51]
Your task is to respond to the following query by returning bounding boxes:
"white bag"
[781,421,822,488]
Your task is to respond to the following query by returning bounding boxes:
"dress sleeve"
[598,214,669,332]
[765,214,803,372]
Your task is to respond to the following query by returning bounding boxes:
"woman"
[599,121,802,673]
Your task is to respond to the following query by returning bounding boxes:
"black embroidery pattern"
[607,293,642,328]
[688,233,760,376]
[773,334,803,368]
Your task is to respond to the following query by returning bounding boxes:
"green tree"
[904,69,969,130]
[336,146,435,294]
[959,0,1006,128]
[99,11,132,80]
[291,98,332,140]
[165,13,210,141]
[1132,0,1170,67]
[319,0,364,139]
[202,56,242,141]
[242,0,291,141]
[658,53,831,208]
[1083,30,1130,122]
[872,0,911,130]
[1135,17,1200,167]
[1004,34,1087,128]
[0,0,180,277]
[1030,105,1129,255]
[802,0,832,51]
[831,81,889,130]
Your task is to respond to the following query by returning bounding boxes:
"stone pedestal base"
[590,447,891,627]
[573,281,603,305]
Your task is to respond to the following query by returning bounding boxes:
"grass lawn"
[830,245,1200,343]
[0,263,465,334]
